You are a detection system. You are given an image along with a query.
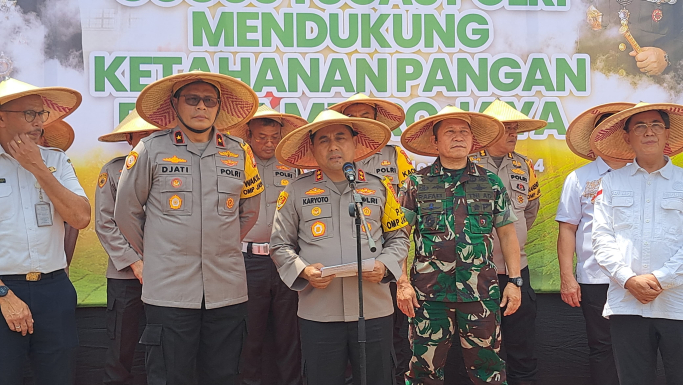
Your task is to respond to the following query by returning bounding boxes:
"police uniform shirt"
[95,156,139,280]
[114,128,264,310]
[270,168,410,322]
[358,145,416,190]
[243,156,298,244]
[469,150,541,274]
[0,145,87,275]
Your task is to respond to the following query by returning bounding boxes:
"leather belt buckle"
[26,272,42,281]
[252,243,270,255]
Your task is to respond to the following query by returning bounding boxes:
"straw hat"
[136,71,258,132]
[226,104,308,141]
[401,105,504,157]
[42,120,75,151]
[98,109,162,143]
[566,102,635,160]
[591,102,683,161]
[275,109,391,169]
[0,78,82,126]
[328,93,405,130]
[482,99,547,134]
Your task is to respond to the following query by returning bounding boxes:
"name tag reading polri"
[35,202,53,227]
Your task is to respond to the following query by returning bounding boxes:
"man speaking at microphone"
[270,110,410,385]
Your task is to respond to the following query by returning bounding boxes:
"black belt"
[1,270,66,282]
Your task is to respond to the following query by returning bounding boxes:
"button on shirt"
[0,146,87,275]
[593,158,683,320]
[556,157,614,284]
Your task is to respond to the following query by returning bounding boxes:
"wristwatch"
[508,277,524,288]
[0,286,9,297]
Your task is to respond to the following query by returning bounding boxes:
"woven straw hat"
[591,102,683,161]
[566,102,636,160]
[42,120,74,151]
[275,109,391,169]
[401,105,504,157]
[98,109,162,143]
[0,77,81,126]
[328,93,405,130]
[482,99,547,134]
[136,71,258,132]
[226,104,308,141]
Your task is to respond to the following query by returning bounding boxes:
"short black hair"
[173,81,220,99]
[309,125,357,143]
[623,110,670,132]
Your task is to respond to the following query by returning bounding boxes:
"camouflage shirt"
[398,158,517,303]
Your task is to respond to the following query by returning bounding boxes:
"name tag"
[35,202,53,227]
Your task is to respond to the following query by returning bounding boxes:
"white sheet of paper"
[320,258,376,278]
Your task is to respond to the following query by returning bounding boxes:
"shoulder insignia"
[98,173,108,188]
[162,155,187,163]
[358,169,366,182]
[221,159,239,167]
[276,191,289,210]
[356,188,376,196]
[315,169,323,181]
[277,164,292,171]
[512,160,522,168]
[479,150,487,156]
[216,133,225,147]
[380,160,391,166]
[174,131,185,144]
[511,168,526,175]
[126,151,138,169]
[305,187,325,196]
[219,150,239,158]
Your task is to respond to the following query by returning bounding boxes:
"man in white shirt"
[591,102,683,385]
[0,76,90,385]
[556,102,633,385]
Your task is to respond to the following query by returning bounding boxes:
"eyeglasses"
[631,122,667,135]
[1,110,50,123]
[178,95,219,108]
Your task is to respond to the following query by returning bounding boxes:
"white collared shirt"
[593,157,683,320]
[556,157,614,284]
[0,146,87,275]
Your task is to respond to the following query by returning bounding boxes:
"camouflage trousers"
[405,299,506,385]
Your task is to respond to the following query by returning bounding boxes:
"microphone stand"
[345,164,376,385]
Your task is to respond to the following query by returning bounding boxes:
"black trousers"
[579,284,619,385]
[444,267,537,385]
[103,278,145,385]
[300,315,395,385]
[390,281,411,385]
[611,314,683,385]
[239,252,301,385]
[0,270,78,385]
[142,302,248,385]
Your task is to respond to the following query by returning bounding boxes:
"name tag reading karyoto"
[35,202,53,227]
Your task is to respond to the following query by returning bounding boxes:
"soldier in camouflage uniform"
[398,106,523,385]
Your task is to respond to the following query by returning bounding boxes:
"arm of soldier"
[395,178,421,317]
[95,163,143,279]
[555,171,582,307]
[491,177,521,316]
[114,143,151,258]
[239,142,264,240]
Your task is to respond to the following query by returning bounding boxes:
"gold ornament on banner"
[586,5,603,30]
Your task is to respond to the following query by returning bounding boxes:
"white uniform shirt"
[556,157,614,284]
[0,146,87,275]
[593,158,683,320]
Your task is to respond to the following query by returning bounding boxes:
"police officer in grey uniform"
[271,109,410,385]
[229,104,307,385]
[96,110,161,385]
[114,71,263,385]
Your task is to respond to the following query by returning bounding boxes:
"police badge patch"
[98,173,108,188]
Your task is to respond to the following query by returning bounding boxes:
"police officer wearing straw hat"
[270,109,410,385]
[0,63,90,384]
[555,102,634,385]
[96,109,162,385]
[114,71,263,385]
[329,93,415,384]
[228,104,307,385]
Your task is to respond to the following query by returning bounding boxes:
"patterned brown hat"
[329,93,405,130]
[99,109,163,143]
[566,102,635,160]
[482,99,547,134]
[226,104,308,141]
[0,77,81,126]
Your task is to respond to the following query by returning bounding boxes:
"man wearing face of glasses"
[114,72,263,385]
[0,76,90,385]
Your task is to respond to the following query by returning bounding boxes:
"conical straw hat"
[566,102,635,160]
[0,77,81,126]
[42,120,74,151]
[482,99,547,134]
[328,93,405,130]
[226,104,308,141]
[98,109,163,142]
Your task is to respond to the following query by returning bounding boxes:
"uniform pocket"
[106,298,117,340]
[217,177,241,216]
[139,324,166,385]
[0,183,15,221]
[418,201,445,234]
[467,214,493,234]
[612,196,633,231]
[161,176,193,216]
[302,204,333,242]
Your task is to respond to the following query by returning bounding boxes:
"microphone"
[343,162,356,184]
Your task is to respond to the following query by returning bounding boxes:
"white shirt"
[0,146,87,275]
[593,158,683,320]
[556,157,614,284]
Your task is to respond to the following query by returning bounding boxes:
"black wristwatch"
[0,286,9,297]
[508,277,524,288]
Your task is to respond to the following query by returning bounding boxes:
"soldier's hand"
[130,260,144,285]
[500,285,521,316]
[631,47,668,76]
[7,134,45,175]
[560,275,581,308]
[0,291,34,336]
[396,280,420,317]
[300,263,335,289]
[361,260,386,284]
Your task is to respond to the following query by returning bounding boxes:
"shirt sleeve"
[240,142,265,199]
[398,175,418,226]
[95,162,142,271]
[395,146,416,187]
[555,171,582,225]
[525,157,541,201]
[491,173,517,228]
[56,153,87,198]
[239,194,260,241]
[270,184,309,291]
[377,177,410,281]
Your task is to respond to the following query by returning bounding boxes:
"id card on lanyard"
[34,181,53,227]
